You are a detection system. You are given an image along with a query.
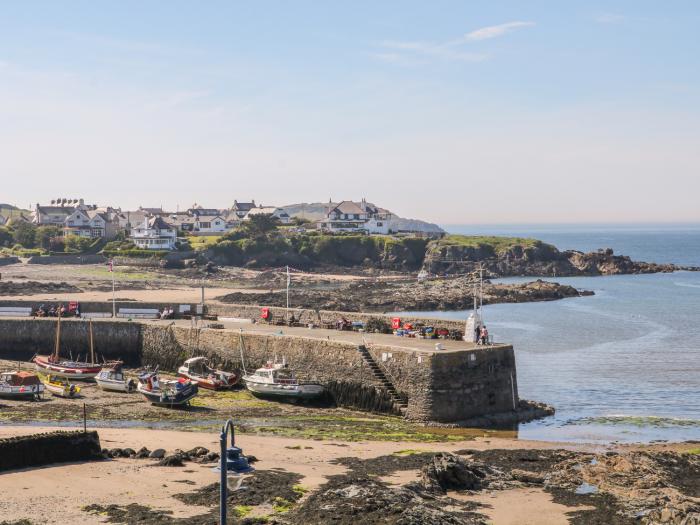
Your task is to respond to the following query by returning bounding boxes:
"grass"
[233,505,253,518]
[392,448,429,456]
[435,235,542,253]
[272,497,295,513]
[188,235,221,251]
[292,485,309,496]
[684,448,700,455]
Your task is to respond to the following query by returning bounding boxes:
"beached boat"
[33,315,102,380]
[177,357,238,390]
[96,363,136,393]
[137,370,198,407]
[43,374,81,398]
[0,371,45,400]
[242,361,324,400]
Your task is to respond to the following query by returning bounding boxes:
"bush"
[102,249,169,258]
[11,222,36,248]
[63,235,94,253]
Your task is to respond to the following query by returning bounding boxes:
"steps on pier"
[357,345,408,414]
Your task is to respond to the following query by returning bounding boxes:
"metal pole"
[220,426,227,525]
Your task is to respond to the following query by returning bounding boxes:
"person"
[480,325,489,345]
[474,325,481,344]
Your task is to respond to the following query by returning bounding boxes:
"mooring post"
[83,402,87,433]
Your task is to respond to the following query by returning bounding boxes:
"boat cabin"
[0,371,42,386]
[253,365,297,385]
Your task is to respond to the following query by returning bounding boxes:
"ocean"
[406,224,700,443]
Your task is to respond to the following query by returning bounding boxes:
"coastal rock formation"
[424,241,697,278]
[217,277,591,313]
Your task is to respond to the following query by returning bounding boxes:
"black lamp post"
[217,419,254,525]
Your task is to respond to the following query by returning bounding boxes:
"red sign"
[391,317,401,330]
[261,307,270,320]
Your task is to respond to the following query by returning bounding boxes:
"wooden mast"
[53,309,62,360]
[89,319,95,364]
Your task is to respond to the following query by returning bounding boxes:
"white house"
[130,217,177,250]
[192,215,228,233]
[230,200,257,220]
[245,206,291,224]
[317,199,393,234]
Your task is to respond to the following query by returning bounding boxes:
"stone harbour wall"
[0,431,103,471]
[0,318,518,423]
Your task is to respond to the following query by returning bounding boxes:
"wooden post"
[83,403,87,433]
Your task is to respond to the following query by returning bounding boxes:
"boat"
[96,362,136,393]
[177,357,238,390]
[137,369,198,407]
[242,360,324,400]
[33,315,102,380]
[43,374,81,398]
[0,371,45,400]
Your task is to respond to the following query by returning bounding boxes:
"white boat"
[96,363,136,393]
[242,361,324,400]
[137,370,199,407]
[0,371,45,400]
[177,357,239,390]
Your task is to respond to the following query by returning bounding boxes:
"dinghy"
[43,374,81,398]
[0,371,45,400]
[137,370,198,407]
[33,315,102,380]
[177,357,238,390]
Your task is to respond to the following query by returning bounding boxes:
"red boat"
[177,357,238,390]
[33,314,103,381]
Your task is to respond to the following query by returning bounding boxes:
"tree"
[240,214,280,240]
[0,226,12,247]
[63,235,93,253]
[11,222,37,248]
[36,225,63,250]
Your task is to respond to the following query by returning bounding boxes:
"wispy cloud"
[595,13,625,24]
[373,21,533,66]
[463,21,535,41]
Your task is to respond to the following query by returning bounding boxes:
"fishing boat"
[33,315,102,380]
[137,369,198,407]
[242,360,324,400]
[96,362,136,393]
[177,357,238,390]
[0,371,45,400]
[43,374,81,398]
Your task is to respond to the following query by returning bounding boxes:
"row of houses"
[4,198,435,251]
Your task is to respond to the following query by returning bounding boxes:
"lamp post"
[217,419,254,525]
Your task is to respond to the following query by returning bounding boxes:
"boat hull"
[33,356,101,380]
[96,377,135,393]
[44,382,80,398]
[243,378,324,400]
[137,383,198,407]
[0,384,44,400]
[177,371,238,390]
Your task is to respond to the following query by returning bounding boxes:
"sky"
[0,1,699,225]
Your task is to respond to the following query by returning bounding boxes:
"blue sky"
[1,1,699,223]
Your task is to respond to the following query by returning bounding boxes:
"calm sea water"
[407,224,700,443]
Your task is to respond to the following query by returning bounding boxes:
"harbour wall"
[0,318,517,423]
[0,431,103,471]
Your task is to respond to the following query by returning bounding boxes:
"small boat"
[177,357,238,390]
[33,315,102,380]
[96,363,136,393]
[0,371,45,400]
[43,374,81,398]
[242,360,324,400]
[137,370,198,407]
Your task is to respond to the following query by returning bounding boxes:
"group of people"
[159,307,175,320]
[35,303,79,317]
[475,325,489,345]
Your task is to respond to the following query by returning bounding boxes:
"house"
[192,215,228,233]
[230,200,257,220]
[163,213,196,233]
[317,199,393,234]
[32,200,88,226]
[188,205,222,218]
[245,206,291,224]
[130,217,178,250]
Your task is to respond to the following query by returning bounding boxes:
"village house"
[33,200,123,239]
[229,200,257,220]
[245,206,291,224]
[317,199,394,234]
[130,217,177,250]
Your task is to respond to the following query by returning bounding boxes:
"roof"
[332,201,365,215]
[189,208,220,216]
[247,207,284,216]
[36,206,73,216]
[1,371,41,386]
[184,357,208,365]
[86,210,109,222]
[195,214,225,221]
[232,200,256,211]
[149,216,175,230]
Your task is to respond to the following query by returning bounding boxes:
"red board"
[261,307,270,320]
[391,317,401,330]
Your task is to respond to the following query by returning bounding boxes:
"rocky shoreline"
[217,276,593,313]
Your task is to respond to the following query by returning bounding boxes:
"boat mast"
[89,319,95,364]
[54,309,62,360]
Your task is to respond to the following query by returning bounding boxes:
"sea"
[404,223,700,444]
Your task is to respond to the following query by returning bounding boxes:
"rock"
[108,448,129,458]
[122,448,136,458]
[197,452,219,463]
[157,454,185,467]
[149,448,166,459]
[134,447,151,459]
[186,446,208,458]
[420,453,491,494]
[510,469,545,484]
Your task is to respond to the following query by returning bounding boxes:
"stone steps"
[357,345,408,410]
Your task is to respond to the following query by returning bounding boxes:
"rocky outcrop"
[217,277,591,313]
[424,242,698,278]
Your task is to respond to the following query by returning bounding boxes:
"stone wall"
[0,256,20,266]
[0,431,103,471]
[27,254,106,265]
[0,319,518,423]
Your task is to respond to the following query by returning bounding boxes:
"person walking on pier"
[480,326,489,345]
